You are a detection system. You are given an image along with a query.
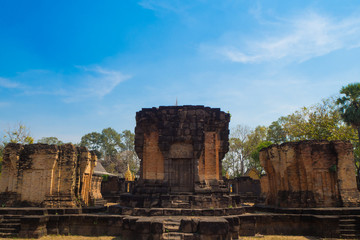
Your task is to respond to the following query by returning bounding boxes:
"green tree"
[80,132,104,159]
[278,98,356,141]
[249,141,273,176]
[80,128,139,175]
[337,83,360,141]
[0,123,34,174]
[336,83,360,182]
[3,123,34,144]
[37,137,63,145]
[267,120,286,144]
[223,125,267,178]
[101,127,124,157]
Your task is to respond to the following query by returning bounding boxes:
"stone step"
[164,220,181,232]
[163,232,195,240]
[339,218,357,222]
[0,216,21,238]
[171,203,191,209]
[0,232,18,238]
[339,224,357,229]
[2,218,20,223]
[0,227,19,233]
[162,232,182,240]
[340,229,357,234]
[0,223,20,228]
[164,224,180,232]
[94,199,107,206]
[2,218,21,224]
[340,233,359,239]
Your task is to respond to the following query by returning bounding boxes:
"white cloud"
[1,66,131,103]
[138,0,192,13]
[74,66,131,98]
[0,77,19,88]
[214,11,360,63]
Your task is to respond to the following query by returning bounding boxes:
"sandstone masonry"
[260,140,360,207]
[135,105,230,193]
[0,143,102,207]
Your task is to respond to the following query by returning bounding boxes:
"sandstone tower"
[134,105,230,194]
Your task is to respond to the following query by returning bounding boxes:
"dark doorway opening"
[169,158,193,192]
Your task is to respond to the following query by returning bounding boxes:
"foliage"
[337,83,360,129]
[2,123,34,145]
[223,125,267,177]
[0,123,34,174]
[272,98,356,142]
[336,83,360,181]
[249,141,273,176]
[37,137,63,145]
[223,97,359,179]
[102,174,109,182]
[80,128,139,175]
[267,120,286,144]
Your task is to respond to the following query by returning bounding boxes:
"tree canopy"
[2,123,34,145]
[37,137,63,145]
[337,83,360,136]
[80,128,139,175]
[223,97,358,179]
[336,82,360,183]
[0,123,34,173]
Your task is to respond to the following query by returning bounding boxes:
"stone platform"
[116,192,246,209]
[1,205,360,239]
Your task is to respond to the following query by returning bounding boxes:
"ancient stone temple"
[260,140,360,207]
[0,143,103,207]
[134,105,230,194]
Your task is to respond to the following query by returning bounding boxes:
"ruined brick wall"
[135,105,230,192]
[0,143,98,207]
[142,132,164,180]
[90,175,103,201]
[260,140,360,207]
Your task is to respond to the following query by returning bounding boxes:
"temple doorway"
[169,158,193,192]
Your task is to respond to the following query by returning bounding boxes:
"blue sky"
[1,0,360,143]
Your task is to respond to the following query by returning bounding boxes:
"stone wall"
[135,105,230,193]
[229,176,261,198]
[260,140,360,207]
[0,143,99,207]
[90,175,103,203]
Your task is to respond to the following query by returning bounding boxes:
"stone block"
[135,219,151,234]
[198,218,229,235]
[180,219,199,233]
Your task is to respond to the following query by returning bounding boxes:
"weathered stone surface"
[198,218,229,236]
[0,143,101,207]
[135,105,230,193]
[180,218,199,233]
[260,140,360,207]
[90,175,103,203]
